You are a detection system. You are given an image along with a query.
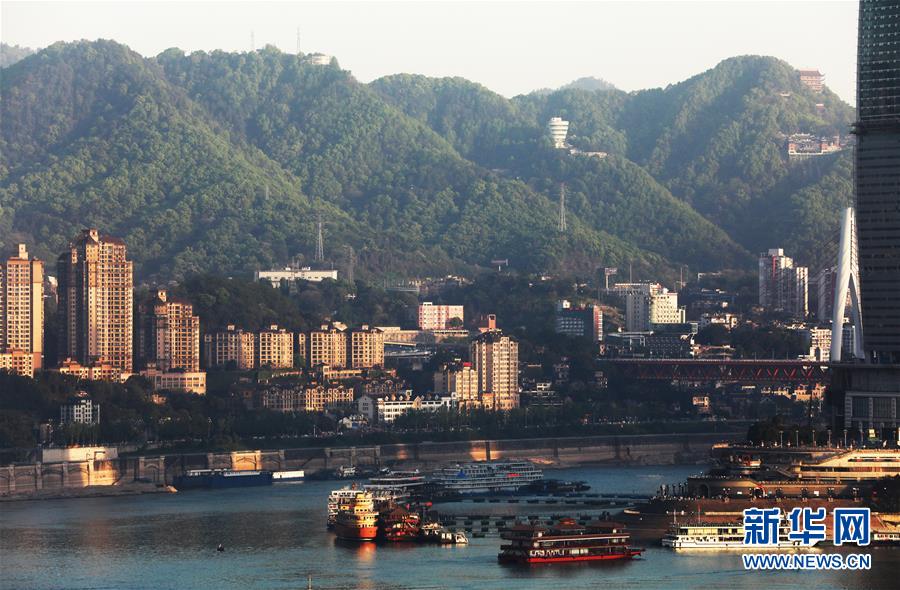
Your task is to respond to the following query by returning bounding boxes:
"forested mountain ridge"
[1,42,853,281]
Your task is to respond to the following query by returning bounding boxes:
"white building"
[357,392,456,424]
[626,287,686,332]
[60,393,100,425]
[548,117,570,149]
[801,327,832,362]
[758,248,808,318]
[255,267,338,287]
[418,302,464,331]
[699,312,738,330]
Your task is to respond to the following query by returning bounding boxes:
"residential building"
[434,361,479,409]
[136,289,200,372]
[349,326,384,369]
[57,358,123,382]
[296,333,306,365]
[139,368,207,394]
[554,300,602,342]
[203,325,255,370]
[57,229,134,372]
[1,244,43,373]
[470,331,519,410]
[302,385,354,412]
[758,248,808,318]
[60,392,100,425]
[0,348,34,378]
[308,323,347,368]
[699,312,738,330]
[548,117,570,149]
[626,286,685,332]
[801,327,832,362]
[855,0,900,363]
[257,325,294,368]
[417,302,464,331]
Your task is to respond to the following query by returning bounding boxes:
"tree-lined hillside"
[1,42,854,281]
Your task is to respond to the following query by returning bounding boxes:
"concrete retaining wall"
[1,431,741,497]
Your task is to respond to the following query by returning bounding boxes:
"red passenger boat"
[333,490,379,541]
[498,519,642,564]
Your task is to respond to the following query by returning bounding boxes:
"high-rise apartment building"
[417,302,464,331]
[470,331,519,411]
[308,324,347,368]
[434,361,479,409]
[625,286,686,332]
[57,229,134,373]
[202,325,255,370]
[1,244,43,375]
[137,289,200,371]
[855,0,900,363]
[349,326,384,369]
[257,325,294,369]
[758,248,809,318]
[554,300,603,342]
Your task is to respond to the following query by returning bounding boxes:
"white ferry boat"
[662,520,804,550]
[367,469,427,492]
[431,460,543,494]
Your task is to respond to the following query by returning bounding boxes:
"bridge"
[607,358,830,383]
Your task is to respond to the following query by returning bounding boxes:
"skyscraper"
[136,289,200,371]
[855,0,900,363]
[758,248,808,318]
[0,244,43,374]
[57,229,134,373]
[470,331,519,411]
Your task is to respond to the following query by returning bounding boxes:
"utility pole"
[346,245,355,284]
[296,27,302,55]
[251,31,255,52]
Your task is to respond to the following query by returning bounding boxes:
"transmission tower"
[296,28,301,55]
[557,182,567,232]
[346,245,355,283]
[251,31,255,52]
[315,215,325,263]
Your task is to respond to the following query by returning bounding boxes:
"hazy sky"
[2,1,859,103]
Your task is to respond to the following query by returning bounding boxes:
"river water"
[1,465,898,589]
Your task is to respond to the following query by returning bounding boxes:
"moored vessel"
[432,460,543,495]
[498,518,642,564]
[662,519,801,550]
[378,506,421,542]
[333,490,379,542]
[172,469,273,490]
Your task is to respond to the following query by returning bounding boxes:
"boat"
[333,490,379,541]
[272,470,305,482]
[367,469,427,493]
[498,518,642,564]
[431,460,544,495]
[662,519,803,549]
[418,522,469,544]
[172,469,273,490]
[521,479,591,494]
[378,506,421,542]
[327,486,407,528]
[337,466,357,479]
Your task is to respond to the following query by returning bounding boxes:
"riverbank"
[2,431,741,501]
[0,481,176,502]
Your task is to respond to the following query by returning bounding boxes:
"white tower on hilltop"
[830,207,864,362]
[548,117,570,149]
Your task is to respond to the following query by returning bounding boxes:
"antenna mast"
[315,215,325,263]
[557,182,567,232]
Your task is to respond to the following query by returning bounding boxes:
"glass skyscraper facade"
[855,0,900,363]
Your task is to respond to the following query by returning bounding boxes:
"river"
[1,465,897,589]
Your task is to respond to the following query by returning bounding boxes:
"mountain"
[1,42,854,282]
[560,77,618,92]
[0,43,35,68]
